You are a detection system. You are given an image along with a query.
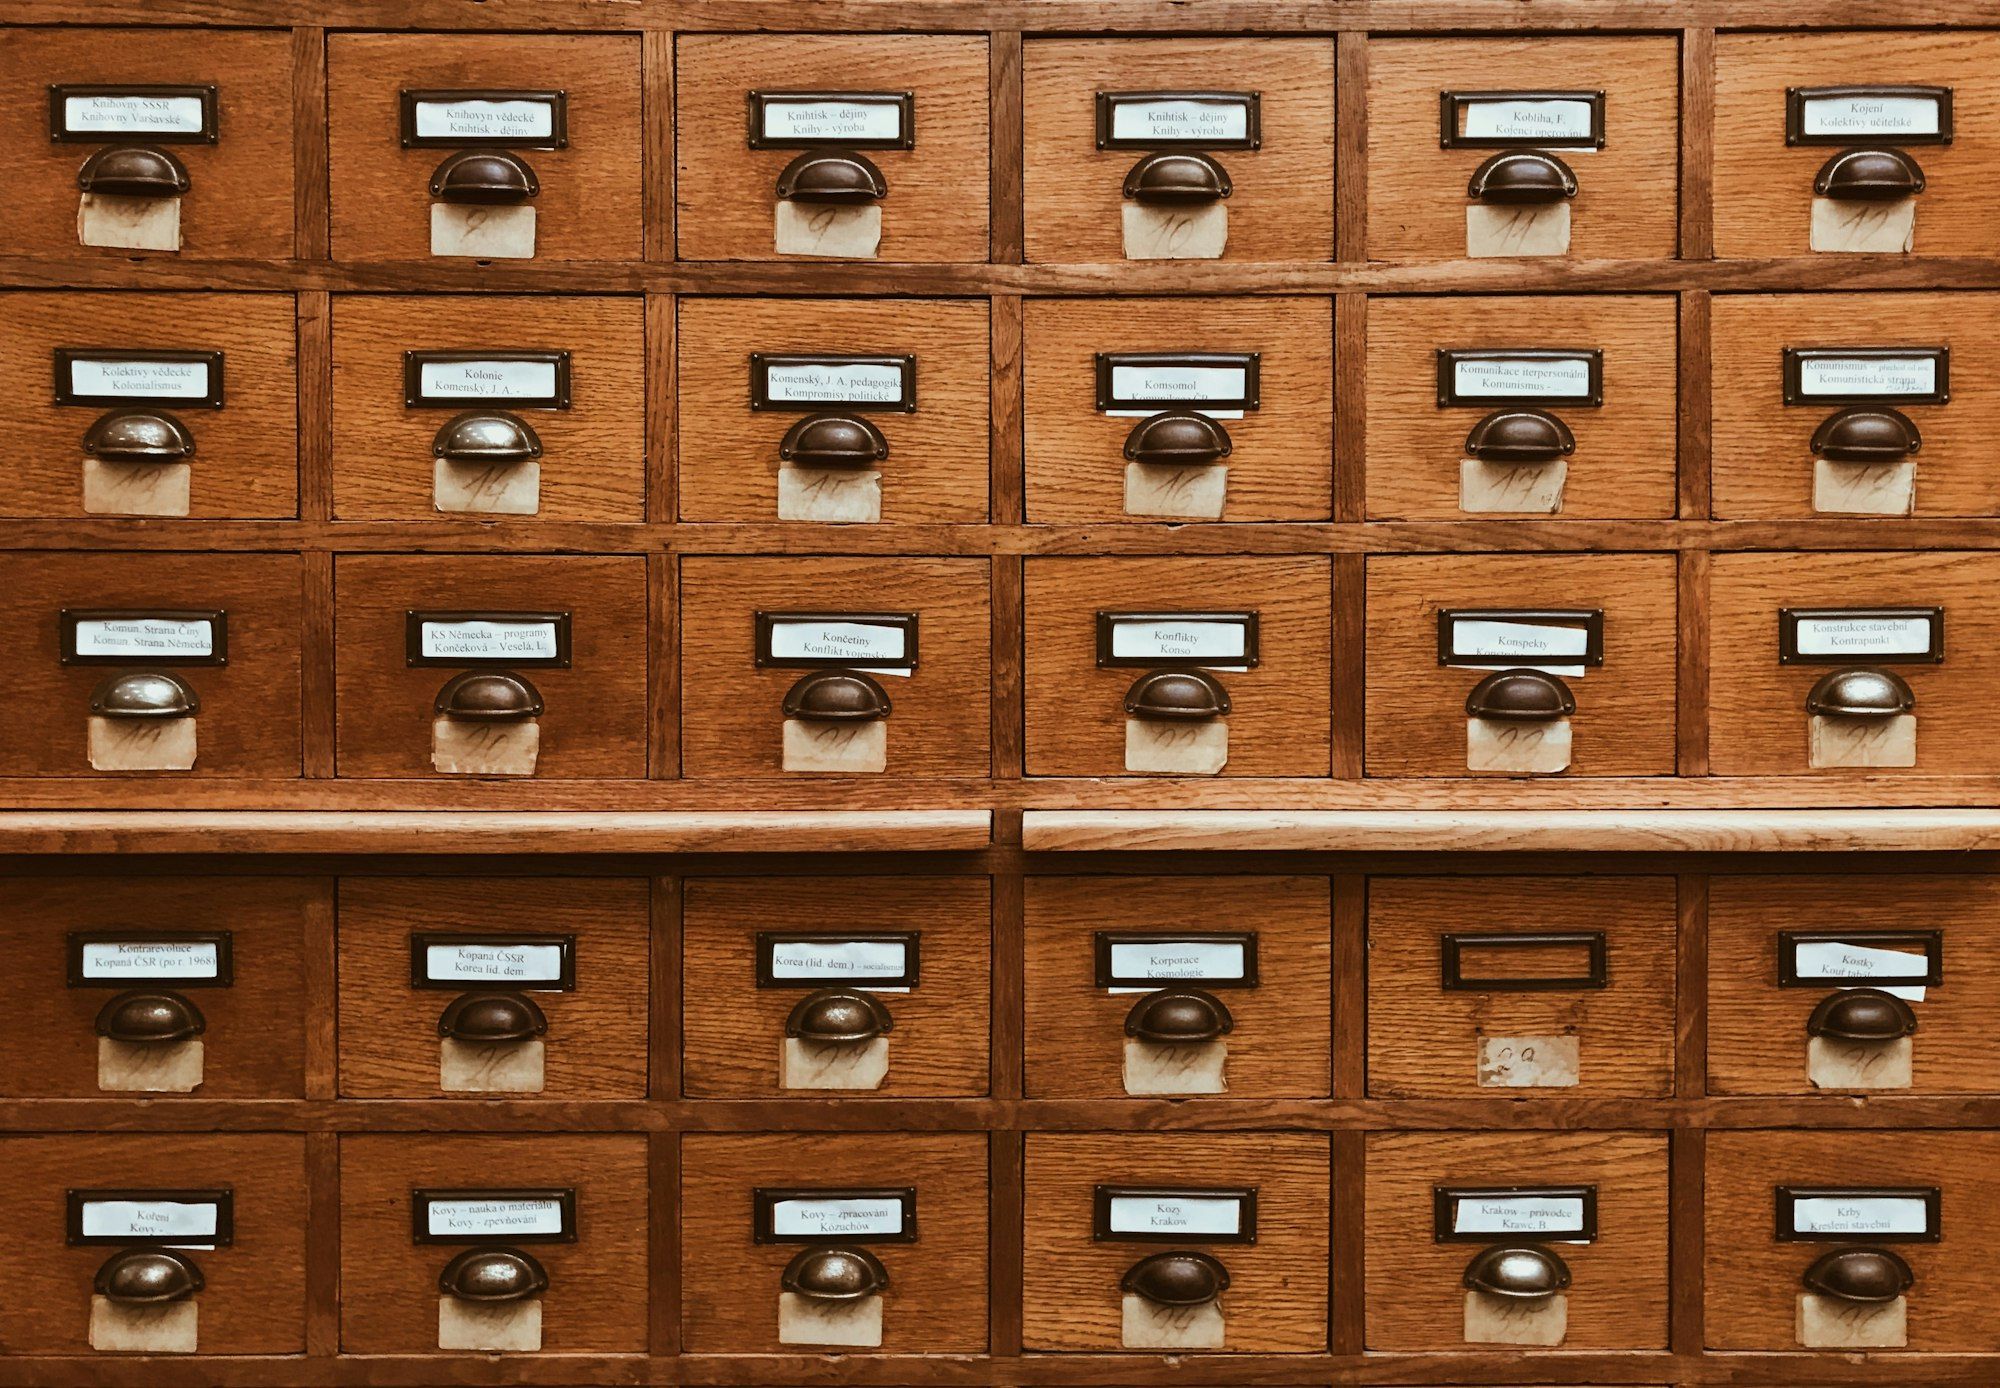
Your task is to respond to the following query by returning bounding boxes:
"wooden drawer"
[1715,33,2000,259]
[1367,37,1679,262]
[1706,1130,2000,1351]
[0,1134,306,1355]
[679,556,990,779]
[1367,876,1676,1099]
[1711,293,2000,518]
[0,551,301,777]
[675,297,990,523]
[333,555,649,779]
[679,1133,988,1353]
[1710,552,2000,776]
[0,28,294,259]
[1023,297,1333,523]
[1023,557,1333,777]
[327,34,643,262]
[338,1134,648,1353]
[1021,39,1336,263]
[330,295,646,522]
[0,876,317,1100]
[1365,1131,1669,1350]
[1365,554,1679,778]
[337,876,649,1100]
[1364,295,1678,520]
[0,292,296,520]
[675,35,990,263]
[1022,1133,1329,1352]
[1023,875,1331,1098]
[1710,875,2000,1096]
[682,875,990,1098]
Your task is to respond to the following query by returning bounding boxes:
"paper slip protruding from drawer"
[1465,1290,1565,1346]
[90,716,197,772]
[1798,1293,1905,1349]
[783,1036,889,1090]
[1810,197,1914,255]
[1123,1037,1227,1095]
[775,202,880,258]
[101,1036,204,1094]
[1808,1035,1912,1090]
[79,195,181,252]
[440,1298,541,1352]
[1477,1035,1579,1088]
[92,1298,197,1354]
[1461,458,1566,514]
[1467,202,1569,258]
[441,1037,546,1093]
[1814,458,1914,516]
[781,1292,882,1347]
[84,457,193,518]
[432,203,535,260]
[436,458,541,515]
[1122,201,1228,260]
[1123,1295,1224,1350]
[1810,713,1916,769]
[778,467,881,523]
[1125,460,1229,518]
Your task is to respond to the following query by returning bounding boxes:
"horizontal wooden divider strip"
[1022,808,2000,853]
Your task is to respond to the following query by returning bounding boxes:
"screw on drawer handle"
[776,150,886,205]
[95,1249,204,1305]
[1803,1246,1914,1304]
[1815,148,1925,202]
[1122,151,1232,205]
[1123,410,1232,468]
[432,412,543,468]
[785,987,894,1045]
[429,150,540,205]
[1463,409,1575,465]
[438,1247,549,1302]
[779,414,889,470]
[782,1245,888,1301]
[89,672,200,721]
[76,145,190,200]
[82,409,196,466]
[1807,987,1918,1042]
[1124,669,1231,722]
[1124,987,1234,1045]
[95,990,206,1045]
[1121,1250,1229,1307]
[1811,406,1921,464]
[1466,150,1577,205]
[433,671,545,723]
[782,671,892,723]
[1464,669,1575,722]
[1805,668,1914,720]
[437,991,548,1045]
[1463,1244,1571,1300]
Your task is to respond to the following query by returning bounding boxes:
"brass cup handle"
[1808,987,1918,1042]
[89,671,200,720]
[1464,668,1575,722]
[785,986,894,1045]
[1814,147,1925,202]
[1120,1250,1229,1307]
[1811,406,1920,464]
[432,411,543,467]
[1805,667,1915,719]
[1466,150,1577,204]
[437,991,548,1044]
[1124,669,1230,722]
[95,1248,203,1305]
[433,670,544,722]
[775,150,886,205]
[438,1247,549,1301]
[1124,986,1234,1044]
[429,149,539,205]
[83,409,195,465]
[782,1245,888,1301]
[77,144,189,199]
[779,413,889,470]
[1123,410,1232,468]
[1463,408,1575,465]
[782,670,891,723]
[1463,1243,1572,1300]
[1122,150,1232,205]
[1803,1246,1914,1304]
[95,989,205,1044]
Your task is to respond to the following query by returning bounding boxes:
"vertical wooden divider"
[990,31,1025,266]
[643,29,676,262]
[298,284,337,780]
[650,1128,684,1358]
[1334,30,1369,264]
[1679,28,1717,262]
[291,27,329,261]
[305,1130,342,1360]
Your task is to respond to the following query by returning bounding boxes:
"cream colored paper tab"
[440,1037,546,1093]
[782,719,888,774]
[1810,196,1916,254]
[434,458,541,516]
[1809,714,1916,769]
[1467,717,1571,774]
[1121,1294,1225,1350]
[1122,1037,1227,1095]
[774,202,881,259]
[89,717,197,772]
[1807,1035,1913,1090]
[83,458,192,518]
[99,1036,204,1093]
[1464,1290,1566,1346]
[1798,1292,1906,1348]
[782,1036,890,1090]
[1121,201,1228,260]
[1466,202,1570,258]
[1476,1034,1579,1088]
[90,1297,197,1354]
[1461,458,1566,514]
[439,1297,542,1352]
[1124,462,1228,519]
[431,203,536,259]
[778,467,882,523]
[779,1292,883,1347]
[79,194,181,252]
[432,718,541,776]
[1813,459,1915,516]
[1125,718,1228,775]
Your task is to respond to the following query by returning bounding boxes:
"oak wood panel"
[1023,556,1334,777]
[681,875,991,1098]
[0,292,297,519]
[1710,551,2000,776]
[330,295,647,521]
[0,27,296,260]
[1715,31,2000,260]
[1366,37,1680,262]
[1022,297,1334,522]
[332,554,649,779]
[1365,553,1680,777]
[675,297,990,522]
[1711,292,2000,518]
[0,1133,308,1354]
[1708,874,2000,1095]
[1364,295,1679,520]
[1022,875,1332,1098]
[679,1132,989,1353]
[1021,38,1336,263]
[674,35,990,263]
[1021,1132,1330,1351]
[337,1132,649,1352]
[1364,1130,1670,1349]
[678,556,992,778]
[336,875,649,1098]
[1367,875,1677,1098]
[1704,1129,2000,1350]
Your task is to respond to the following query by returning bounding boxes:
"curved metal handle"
[1808,987,1918,1041]
[1464,408,1575,465]
[775,150,886,205]
[1123,410,1232,467]
[779,413,889,470]
[782,1245,888,1301]
[1806,667,1915,719]
[429,150,539,205]
[432,411,543,467]
[95,1249,203,1305]
[1124,669,1230,722]
[785,987,893,1044]
[1465,669,1576,722]
[1467,150,1577,204]
[438,991,548,1043]
[1803,1246,1914,1304]
[1463,1244,1572,1300]
[438,1247,549,1302]
[1125,987,1234,1044]
[89,671,200,720]
[1815,148,1925,201]
[77,144,189,199]
[433,670,544,722]
[1120,1250,1229,1307]
[782,670,891,723]
[83,409,195,465]
[1122,150,1232,205]
[1811,406,1921,464]
[95,989,206,1044]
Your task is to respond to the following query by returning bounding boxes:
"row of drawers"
[7,1129,1991,1355]
[16,872,1984,1098]
[10,30,1997,262]
[13,549,1991,778]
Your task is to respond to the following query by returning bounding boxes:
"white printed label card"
[1438,1186,1596,1242]
[756,1189,914,1242]
[1094,1185,1257,1242]
[415,1190,575,1243]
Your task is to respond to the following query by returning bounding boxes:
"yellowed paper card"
[1477,1034,1579,1089]
[778,1292,883,1348]
[1121,201,1228,260]
[434,458,541,516]
[1125,717,1228,775]
[782,719,888,773]
[1798,1293,1906,1349]
[1460,458,1566,514]
[1813,459,1915,516]
[774,202,881,258]
[782,1036,890,1091]
[90,1297,197,1354]
[1123,1037,1227,1095]
[440,1037,546,1093]
[1810,197,1916,254]
[1124,462,1228,519]
[83,458,192,517]
[89,717,197,772]
[79,194,181,252]
[99,1037,204,1094]
[778,467,882,523]
[1807,1035,1913,1091]
[431,203,536,259]
[1810,714,1916,769]
[1467,717,1571,774]
[1464,1290,1566,1346]
[1121,1294,1224,1349]
[1466,202,1570,258]
[432,718,541,776]
[439,1296,541,1352]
